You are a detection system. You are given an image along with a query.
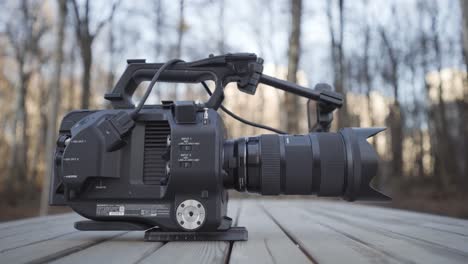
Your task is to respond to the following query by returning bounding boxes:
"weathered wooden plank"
[0,231,125,264]
[0,221,79,252]
[323,201,468,227]
[1,199,467,264]
[301,205,468,264]
[0,214,81,240]
[311,201,468,253]
[49,232,161,264]
[263,200,400,264]
[0,213,76,232]
[320,201,468,236]
[230,200,311,264]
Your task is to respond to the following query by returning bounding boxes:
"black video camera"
[49,53,388,241]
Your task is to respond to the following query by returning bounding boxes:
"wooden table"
[1,198,467,264]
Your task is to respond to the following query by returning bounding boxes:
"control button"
[180,161,192,168]
[180,145,192,151]
[57,135,69,148]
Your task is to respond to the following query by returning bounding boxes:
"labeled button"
[180,145,192,151]
[180,161,192,168]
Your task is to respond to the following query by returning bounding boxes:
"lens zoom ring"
[260,135,281,195]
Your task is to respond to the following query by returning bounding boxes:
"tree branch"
[93,0,121,38]
[69,0,83,39]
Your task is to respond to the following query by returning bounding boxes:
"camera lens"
[223,128,389,201]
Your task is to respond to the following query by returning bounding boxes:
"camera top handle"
[105,53,343,112]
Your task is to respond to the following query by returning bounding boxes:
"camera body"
[51,102,231,231]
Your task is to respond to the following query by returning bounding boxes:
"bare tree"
[285,0,302,134]
[327,0,349,128]
[217,0,225,54]
[154,0,164,59]
[5,0,48,200]
[172,0,185,101]
[378,7,404,182]
[459,0,468,182]
[427,3,460,187]
[30,50,51,184]
[70,0,120,109]
[461,0,468,75]
[362,21,373,127]
[414,0,434,182]
[405,37,425,179]
[175,0,185,59]
[40,0,67,216]
[107,13,116,92]
[66,41,78,111]
[151,0,165,101]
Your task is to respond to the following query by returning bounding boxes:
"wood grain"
[230,200,311,264]
[263,200,400,264]
[1,199,468,264]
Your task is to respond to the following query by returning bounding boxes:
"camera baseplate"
[144,227,247,242]
[74,219,248,242]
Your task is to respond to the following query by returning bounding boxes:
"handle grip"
[104,53,344,112]
[105,62,220,109]
[105,53,262,110]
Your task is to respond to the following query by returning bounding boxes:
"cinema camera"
[49,53,388,241]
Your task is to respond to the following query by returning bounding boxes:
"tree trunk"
[327,0,348,129]
[392,78,403,180]
[71,0,118,109]
[107,16,115,92]
[30,76,48,183]
[80,42,92,109]
[389,92,403,181]
[154,0,163,59]
[379,27,403,182]
[176,0,184,59]
[336,0,349,128]
[171,0,185,101]
[417,0,438,185]
[67,45,77,111]
[430,11,460,188]
[462,0,468,76]
[8,67,29,199]
[154,0,164,100]
[363,23,374,128]
[285,0,302,134]
[459,0,468,185]
[218,0,225,54]
[40,0,67,215]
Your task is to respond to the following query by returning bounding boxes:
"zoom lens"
[223,128,389,201]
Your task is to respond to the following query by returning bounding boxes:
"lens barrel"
[223,128,389,201]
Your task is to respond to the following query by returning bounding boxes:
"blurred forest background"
[0,0,467,221]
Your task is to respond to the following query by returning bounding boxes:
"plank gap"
[260,203,318,264]
[224,199,243,264]
[0,230,79,253]
[308,215,416,264]
[311,206,468,258]
[133,242,166,264]
[29,232,128,264]
[320,204,468,237]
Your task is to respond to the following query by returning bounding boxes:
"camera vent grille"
[143,121,170,185]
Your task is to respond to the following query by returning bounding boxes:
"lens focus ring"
[259,135,281,195]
